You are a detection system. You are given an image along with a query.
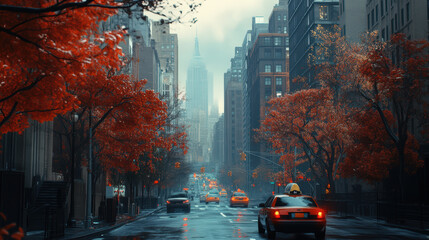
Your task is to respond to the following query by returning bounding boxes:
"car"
[219,189,228,197]
[205,193,220,204]
[230,191,249,207]
[257,183,326,240]
[199,193,207,203]
[166,192,191,213]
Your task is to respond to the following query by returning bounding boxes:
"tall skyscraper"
[186,36,209,163]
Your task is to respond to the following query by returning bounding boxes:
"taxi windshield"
[275,196,317,207]
[233,192,246,197]
[208,194,217,197]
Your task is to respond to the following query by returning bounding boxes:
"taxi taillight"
[183,200,189,203]
[317,211,323,218]
[166,200,171,204]
[274,211,280,218]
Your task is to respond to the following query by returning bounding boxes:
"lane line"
[220,212,227,217]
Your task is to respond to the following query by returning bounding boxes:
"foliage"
[0,0,202,137]
[0,212,23,240]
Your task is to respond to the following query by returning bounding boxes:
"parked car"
[166,192,191,213]
[257,183,326,239]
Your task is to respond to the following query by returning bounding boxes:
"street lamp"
[68,112,78,227]
[86,111,93,229]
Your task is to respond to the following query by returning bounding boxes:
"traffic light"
[252,170,258,179]
[175,162,180,168]
[227,171,232,177]
[201,167,205,173]
[193,173,196,178]
[240,151,246,161]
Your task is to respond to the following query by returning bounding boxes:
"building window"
[381,0,384,16]
[368,14,370,29]
[406,3,410,22]
[395,14,398,30]
[265,65,272,72]
[385,0,388,12]
[319,5,328,20]
[391,18,394,34]
[275,48,282,58]
[276,77,282,86]
[308,34,311,45]
[386,25,389,40]
[277,26,282,33]
[283,26,287,33]
[275,64,282,72]
[265,77,271,85]
[376,5,379,22]
[278,15,281,21]
[274,37,281,46]
[382,28,385,41]
[401,8,404,26]
[284,15,287,21]
[264,37,271,45]
[264,49,272,57]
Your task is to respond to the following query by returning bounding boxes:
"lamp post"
[68,112,78,227]
[85,111,93,229]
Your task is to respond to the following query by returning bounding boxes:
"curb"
[64,207,165,240]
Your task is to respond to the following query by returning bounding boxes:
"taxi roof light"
[284,183,301,195]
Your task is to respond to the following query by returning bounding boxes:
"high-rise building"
[186,36,209,163]
[288,0,339,92]
[152,22,179,100]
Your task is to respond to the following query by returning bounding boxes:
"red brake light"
[183,200,189,203]
[166,200,170,204]
[274,211,280,218]
[317,211,323,218]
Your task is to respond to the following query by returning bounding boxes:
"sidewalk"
[24,207,165,240]
[329,213,429,236]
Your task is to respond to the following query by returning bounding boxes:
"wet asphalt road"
[90,198,429,240]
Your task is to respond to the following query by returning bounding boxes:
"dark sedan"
[166,192,191,213]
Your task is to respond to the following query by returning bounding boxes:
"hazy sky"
[170,0,278,114]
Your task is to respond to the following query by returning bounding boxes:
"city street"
[90,198,429,240]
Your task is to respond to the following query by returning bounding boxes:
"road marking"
[220,212,227,217]
[229,219,233,223]
[251,220,258,222]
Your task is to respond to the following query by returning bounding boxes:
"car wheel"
[266,220,276,239]
[315,230,325,240]
[258,217,265,234]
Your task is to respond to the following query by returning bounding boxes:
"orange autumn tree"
[344,33,427,197]
[0,0,202,137]
[0,0,121,135]
[260,88,349,194]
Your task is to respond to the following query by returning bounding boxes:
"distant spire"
[194,31,200,56]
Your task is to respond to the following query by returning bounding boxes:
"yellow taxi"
[205,193,220,204]
[219,189,228,197]
[257,183,326,240]
[230,191,249,207]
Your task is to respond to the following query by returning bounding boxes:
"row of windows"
[265,77,283,86]
[277,15,288,21]
[368,1,410,34]
[263,37,289,46]
[264,48,287,58]
[265,91,283,99]
[264,64,283,72]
